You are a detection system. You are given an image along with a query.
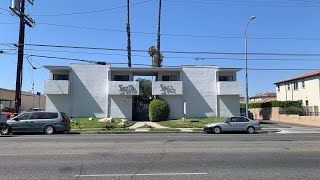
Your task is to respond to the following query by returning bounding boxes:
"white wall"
[70,64,110,118]
[109,96,132,119]
[159,95,183,119]
[217,95,240,117]
[46,95,71,116]
[276,76,320,107]
[181,66,218,118]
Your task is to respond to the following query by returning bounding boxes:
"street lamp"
[244,16,256,118]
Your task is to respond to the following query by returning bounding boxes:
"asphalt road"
[0,133,320,180]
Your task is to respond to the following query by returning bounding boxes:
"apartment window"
[219,76,233,81]
[53,74,69,80]
[287,83,290,90]
[162,75,177,81]
[294,81,298,90]
[277,85,280,92]
[302,80,305,88]
[114,75,129,81]
[306,100,309,106]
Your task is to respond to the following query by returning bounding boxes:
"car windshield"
[221,118,229,122]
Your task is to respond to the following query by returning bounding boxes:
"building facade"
[274,70,320,113]
[0,88,46,112]
[44,64,242,119]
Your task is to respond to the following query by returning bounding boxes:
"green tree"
[136,78,152,99]
[148,46,163,67]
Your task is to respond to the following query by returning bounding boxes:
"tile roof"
[274,70,320,84]
[249,92,276,99]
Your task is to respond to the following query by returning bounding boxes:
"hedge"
[284,107,305,116]
[240,100,302,109]
[149,99,170,122]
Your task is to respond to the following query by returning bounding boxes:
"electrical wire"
[31,0,154,17]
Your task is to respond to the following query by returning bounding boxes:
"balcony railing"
[44,80,69,95]
[152,81,183,95]
[217,81,242,95]
[108,81,139,95]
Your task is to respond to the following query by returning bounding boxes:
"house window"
[277,85,280,92]
[219,76,233,81]
[114,75,129,81]
[287,83,290,90]
[53,74,69,80]
[302,80,305,88]
[294,81,298,90]
[162,75,177,81]
[306,100,309,106]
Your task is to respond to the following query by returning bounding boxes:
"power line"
[31,0,153,17]
[36,22,320,41]
[19,43,320,57]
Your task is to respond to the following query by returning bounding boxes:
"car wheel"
[1,125,11,135]
[44,125,55,135]
[247,126,255,134]
[213,127,221,134]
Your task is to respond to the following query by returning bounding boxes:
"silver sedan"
[203,116,261,134]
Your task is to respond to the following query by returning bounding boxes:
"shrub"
[284,107,305,116]
[149,99,170,122]
[241,100,302,109]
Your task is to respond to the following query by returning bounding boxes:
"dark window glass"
[302,80,305,88]
[239,117,249,122]
[162,75,177,81]
[230,117,239,122]
[306,100,309,106]
[219,76,233,81]
[162,76,170,81]
[61,113,69,120]
[15,113,31,120]
[53,74,69,80]
[294,81,298,90]
[287,84,290,90]
[114,75,129,81]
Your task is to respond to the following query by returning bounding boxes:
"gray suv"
[0,112,71,135]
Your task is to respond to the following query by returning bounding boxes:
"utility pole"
[157,0,162,67]
[127,0,132,67]
[10,0,35,113]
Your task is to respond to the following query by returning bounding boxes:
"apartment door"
[132,96,151,121]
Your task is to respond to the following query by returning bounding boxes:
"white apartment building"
[274,70,320,112]
[44,64,242,120]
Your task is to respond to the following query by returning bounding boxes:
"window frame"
[53,74,69,80]
[293,81,298,90]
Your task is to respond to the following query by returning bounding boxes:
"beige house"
[249,92,276,103]
[0,88,46,112]
[274,70,320,113]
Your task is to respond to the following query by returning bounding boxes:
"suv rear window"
[61,113,69,120]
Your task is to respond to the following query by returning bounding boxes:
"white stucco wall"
[46,95,71,116]
[181,66,218,118]
[44,80,69,94]
[152,81,183,95]
[217,95,240,117]
[70,64,110,118]
[159,95,183,119]
[276,76,320,107]
[217,81,242,95]
[108,81,139,95]
[109,96,132,119]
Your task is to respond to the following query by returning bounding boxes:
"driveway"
[261,120,320,134]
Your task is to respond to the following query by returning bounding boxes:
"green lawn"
[71,118,135,129]
[159,117,223,128]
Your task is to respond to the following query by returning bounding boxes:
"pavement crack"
[129,140,168,180]
[75,162,84,180]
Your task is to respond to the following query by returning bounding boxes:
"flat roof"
[44,66,70,71]
[110,67,182,72]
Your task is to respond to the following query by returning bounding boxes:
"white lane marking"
[0,153,88,156]
[76,172,208,177]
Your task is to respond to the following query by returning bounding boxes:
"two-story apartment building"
[44,64,242,120]
[274,70,320,112]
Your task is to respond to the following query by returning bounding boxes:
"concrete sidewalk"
[261,120,320,134]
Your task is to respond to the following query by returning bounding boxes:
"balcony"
[108,81,139,95]
[217,81,242,95]
[152,81,183,95]
[44,80,69,95]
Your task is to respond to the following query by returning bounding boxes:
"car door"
[223,117,239,132]
[10,113,31,132]
[29,112,52,132]
[237,117,250,131]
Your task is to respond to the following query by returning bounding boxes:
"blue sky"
[1,0,320,96]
